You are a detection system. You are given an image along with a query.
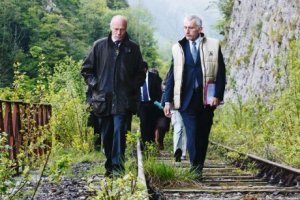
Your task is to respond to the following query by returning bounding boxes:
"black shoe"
[195,171,203,182]
[190,166,203,182]
[112,165,125,178]
[104,170,112,178]
[174,149,182,162]
[112,169,125,178]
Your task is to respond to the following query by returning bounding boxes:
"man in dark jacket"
[163,15,226,180]
[138,62,162,149]
[81,15,145,177]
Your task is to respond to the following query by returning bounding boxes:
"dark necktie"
[191,41,198,63]
[114,41,121,56]
[114,40,121,48]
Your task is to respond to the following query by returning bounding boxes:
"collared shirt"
[140,71,151,102]
[111,37,120,43]
[112,37,122,48]
[189,36,203,53]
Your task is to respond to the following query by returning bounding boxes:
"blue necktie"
[191,41,198,63]
[142,82,149,102]
[192,41,199,88]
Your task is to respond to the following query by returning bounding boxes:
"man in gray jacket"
[81,15,145,177]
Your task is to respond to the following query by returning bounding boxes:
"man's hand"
[163,104,172,118]
[211,97,220,107]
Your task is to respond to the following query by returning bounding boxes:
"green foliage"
[144,157,196,185]
[218,0,235,21]
[126,8,159,67]
[45,146,72,182]
[213,0,235,36]
[78,0,108,44]
[0,0,24,87]
[162,129,173,152]
[54,0,81,18]
[255,21,263,38]
[142,142,159,160]
[142,138,196,185]
[45,57,93,151]
[269,27,285,44]
[84,164,105,177]
[44,147,106,180]
[212,40,300,167]
[0,133,16,195]
[123,131,139,176]
[93,172,148,200]
[107,0,129,10]
[19,112,51,169]
[1,62,33,100]
[238,38,254,65]
[263,53,269,63]
[0,54,50,102]
[145,159,176,179]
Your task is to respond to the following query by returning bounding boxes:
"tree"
[126,8,159,67]
[106,0,128,10]
[0,0,24,87]
[78,0,108,44]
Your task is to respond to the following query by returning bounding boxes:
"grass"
[44,147,106,180]
[84,164,105,177]
[143,157,197,186]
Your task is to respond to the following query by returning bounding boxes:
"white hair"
[110,15,128,27]
[184,15,202,27]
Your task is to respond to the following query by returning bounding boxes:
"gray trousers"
[171,110,187,157]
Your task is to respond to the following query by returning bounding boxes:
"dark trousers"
[180,88,214,171]
[139,102,158,146]
[88,112,101,151]
[98,114,127,173]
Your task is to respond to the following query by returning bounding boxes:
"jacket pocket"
[91,93,110,116]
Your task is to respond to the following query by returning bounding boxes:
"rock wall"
[224,0,300,101]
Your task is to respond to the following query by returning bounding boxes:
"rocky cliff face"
[224,0,300,101]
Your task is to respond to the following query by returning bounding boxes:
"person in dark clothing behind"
[86,86,101,151]
[138,61,162,149]
[81,15,145,177]
[154,77,171,150]
[163,15,226,181]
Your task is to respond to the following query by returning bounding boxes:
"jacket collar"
[108,32,130,46]
[178,32,206,47]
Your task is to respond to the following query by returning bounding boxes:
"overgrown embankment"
[212,0,300,168]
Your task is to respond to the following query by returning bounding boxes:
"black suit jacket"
[147,71,162,102]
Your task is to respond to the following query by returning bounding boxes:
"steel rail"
[137,139,149,200]
[210,141,300,187]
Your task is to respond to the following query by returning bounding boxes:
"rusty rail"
[147,144,300,199]
[0,99,52,172]
[210,141,300,187]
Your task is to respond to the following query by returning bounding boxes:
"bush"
[212,40,300,167]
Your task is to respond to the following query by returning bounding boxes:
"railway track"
[142,142,300,200]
